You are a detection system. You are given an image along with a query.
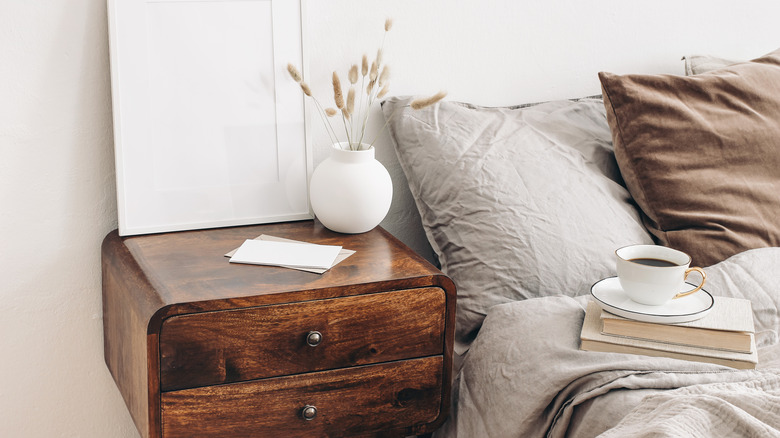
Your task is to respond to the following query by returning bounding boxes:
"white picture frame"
[107,0,312,236]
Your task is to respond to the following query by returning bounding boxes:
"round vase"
[309,143,392,234]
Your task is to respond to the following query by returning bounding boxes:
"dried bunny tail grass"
[348,64,359,84]
[410,91,447,110]
[287,63,302,82]
[376,48,383,67]
[377,84,389,99]
[366,78,376,95]
[378,66,390,87]
[362,54,369,76]
[332,71,344,109]
[370,61,378,81]
[384,18,393,31]
[299,82,312,97]
[347,87,355,115]
[342,108,351,120]
[324,108,338,117]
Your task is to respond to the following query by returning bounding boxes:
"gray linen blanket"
[436,248,780,437]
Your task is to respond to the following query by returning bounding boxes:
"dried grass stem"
[287,17,443,151]
[332,72,345,109]
[287,63,302,82]
[410,91,447,110]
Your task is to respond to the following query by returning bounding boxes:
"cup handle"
[673,267,707,299]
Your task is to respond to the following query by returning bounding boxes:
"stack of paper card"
[226,235,355,274]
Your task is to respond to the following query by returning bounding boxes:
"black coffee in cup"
[629,258,679,267]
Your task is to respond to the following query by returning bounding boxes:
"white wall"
[1,0,777,436]
[0,0,137,436]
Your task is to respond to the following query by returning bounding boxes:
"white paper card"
[229,239,342,269]
[225,235,355,274]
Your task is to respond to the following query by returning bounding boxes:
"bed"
[382,48,780,437]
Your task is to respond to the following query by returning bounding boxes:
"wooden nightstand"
[102,220,456,438]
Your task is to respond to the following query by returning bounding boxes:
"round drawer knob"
[306,331,322,347]
[301,405,317,420]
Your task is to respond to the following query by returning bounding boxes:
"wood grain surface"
[160,287,445,391]
[161,357,443,438]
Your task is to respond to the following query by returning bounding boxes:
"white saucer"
[590,276,714,324]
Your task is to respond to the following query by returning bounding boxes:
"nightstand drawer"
[159,287,446,391]
[161,356,443,437]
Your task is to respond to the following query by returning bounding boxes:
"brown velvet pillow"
[599,48,780,266]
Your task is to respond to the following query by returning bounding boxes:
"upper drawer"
[159,287,446,391]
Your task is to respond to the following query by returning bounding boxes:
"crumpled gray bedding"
[435,247,780,437]
[598,375,780,437]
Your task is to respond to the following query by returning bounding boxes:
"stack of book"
[580,297,757,369]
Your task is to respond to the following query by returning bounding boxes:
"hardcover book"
[581,301,757,370]
[600,296,754,353]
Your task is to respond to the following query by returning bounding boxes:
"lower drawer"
[161,356,443,437]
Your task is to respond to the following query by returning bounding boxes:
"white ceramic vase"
[309,142,392,234]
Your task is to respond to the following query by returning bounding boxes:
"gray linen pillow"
[382,97,653,352]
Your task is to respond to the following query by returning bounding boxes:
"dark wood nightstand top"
[104,220,454,329]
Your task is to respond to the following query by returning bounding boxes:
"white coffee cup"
[615,244,706,306]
